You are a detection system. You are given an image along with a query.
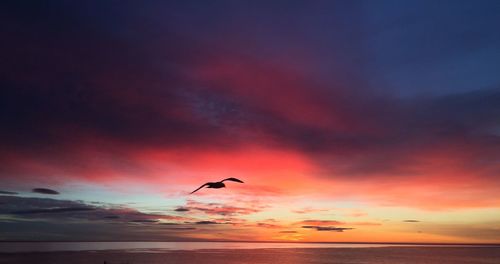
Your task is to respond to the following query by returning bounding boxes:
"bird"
[190,178,244,194]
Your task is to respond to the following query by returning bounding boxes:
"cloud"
[296,219,373,229]
[161,227,197,231]
[0,195,229,241]
[403,220,421,223]
[32,188,59,195]
[302,226,354,232]
[256,222,281,229]
[292,208,330,214]
[0,190,18,195]
[174,207,190,212]
[130,219,160,223]
[185,200,263,216]
[195,221,219,225]
[297,220,344,226]
[0,196,94,219]
[12,207,95,215]
[213,217,248,226]
[279,231,298,234]
[0,195,191,224]
[103,215,120,219]
[297,220,354,231]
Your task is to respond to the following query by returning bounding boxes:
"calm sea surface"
[1,242,499,264]
[0,242,443,252]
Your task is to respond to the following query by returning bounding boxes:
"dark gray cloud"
[0,190,18,195]
[162,227,197,231]
[403,220,421,223]
[302,226,354,232]
[0,195,225,241]
[0,196,93,218]
[103,215,120,219]
[0,220,206,242]
[174,207,190,212]
[297,220,344,225]
[195,221,219,225]
[0,196,185,224]
[32,188,59,195]
[12,207,95,215]
[130,219,160,223]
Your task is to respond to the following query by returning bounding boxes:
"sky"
[1,0,500,243]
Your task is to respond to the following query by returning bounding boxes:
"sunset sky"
[1,1,500,243]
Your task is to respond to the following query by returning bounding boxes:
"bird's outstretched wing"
[221,177,244,183]
[190,183,209,194]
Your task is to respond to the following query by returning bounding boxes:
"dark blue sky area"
[141,0,500,97]
[5,0,500,98]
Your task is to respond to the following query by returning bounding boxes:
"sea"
[0,242,499,264]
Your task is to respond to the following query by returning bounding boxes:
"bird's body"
[205,182,226,189]
[190,178,244,194]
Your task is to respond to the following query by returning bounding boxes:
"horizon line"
[1,240,499,246]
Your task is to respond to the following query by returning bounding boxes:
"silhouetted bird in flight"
[190,178,244,194]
